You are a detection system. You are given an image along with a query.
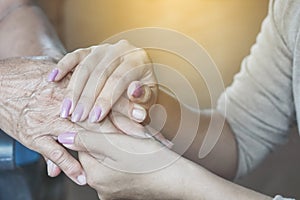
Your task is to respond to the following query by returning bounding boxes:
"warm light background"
[37,1,300,199]
[38,0,269,107]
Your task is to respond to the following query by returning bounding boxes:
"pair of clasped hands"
[46,40,173,198]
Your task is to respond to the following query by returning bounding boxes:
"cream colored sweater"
[217,0,300,199]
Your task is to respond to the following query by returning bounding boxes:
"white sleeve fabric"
[273,195,295,200]
[217,0,297,179]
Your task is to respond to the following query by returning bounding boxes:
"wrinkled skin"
[0,56,117,184]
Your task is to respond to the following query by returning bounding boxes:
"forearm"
[157,88,238,179]
[174,157,272,200]
[0,0,65,60]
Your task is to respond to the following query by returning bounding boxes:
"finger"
[78,152,108,188]
[47,48,90,82]
[34,136,87,185]
[43,156,62,177]
[59,53,105,119]
[90,61,150,122]
[46,159,61,177]
[70,54,121,122]
[109,111,150,138]
[58,117,121,152]
[138,65,158,107]
[58,131,119,158]
[127,81,155,106]
[112,96,147,123]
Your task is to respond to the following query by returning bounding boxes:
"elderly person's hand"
[0,57,87,184]
[0,57,147,185]
[48,40,157,124]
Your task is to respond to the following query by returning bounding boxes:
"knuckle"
[92,44,107,52]
[64,162,82,177]
[135,48,148,58]
[49,149,80,176]
[62,52,73,60]
[125,48,149,64]
[73,48,87,54]
[49,149,65,163]
[27,136,49,152]
[68,48,91,61]
[57,59,69,69]
[22,134,36,149]
[114,40,133,54]
[117,39,130,46]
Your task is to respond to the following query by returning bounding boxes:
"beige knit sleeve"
[217,0,296,178]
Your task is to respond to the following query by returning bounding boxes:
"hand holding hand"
[48,40,157,124]
[59,131,182,200]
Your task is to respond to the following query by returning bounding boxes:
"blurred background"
[36,0,300,199]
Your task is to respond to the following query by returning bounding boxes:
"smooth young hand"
[48,40,157,124]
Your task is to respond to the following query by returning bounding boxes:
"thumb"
[127,81,156,106]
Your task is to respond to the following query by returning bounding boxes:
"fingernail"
[89,107,102,123]
[58,132,76,144]
[60,98,72,118]
[47,68,59,82]
[128,81,144,99]
[131,83,143,98]
[77,173,87,185]
[47,160,55,176]
[132,105,146,122]
[71,104,84,122]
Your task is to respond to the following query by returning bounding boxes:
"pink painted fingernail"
[89,107,102,123]
[60,98,72,118]
[71,104,84,122]
[58,132,76,144]
[131,83,143,98]
[77,173,87,185]
[47,68,59,82]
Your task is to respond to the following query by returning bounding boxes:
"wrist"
[173,157,207,200]
[176,157,273,200]
[146,155,205,200]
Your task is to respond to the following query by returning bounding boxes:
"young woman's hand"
[58,131,183,200]
[58,131,273,200]
[48,40,157,124]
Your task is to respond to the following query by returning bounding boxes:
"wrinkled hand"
[0,57,131,185]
